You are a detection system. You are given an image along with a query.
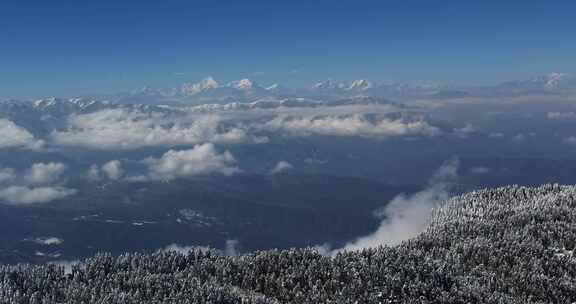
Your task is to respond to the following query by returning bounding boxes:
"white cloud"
[101,160,123,180]
[0,119,44,150]
[32,237,64,245]
[224,239,239,256]
[144,143,240,181]
[0,186,76,205]
[52,109,248,150]
[25,163,66,185]
[263,114,441,138]
[329,158,459,254]
[0,163,75,205]
[270,161,293,175]
[49,104,439,151]
[86,161,123,181]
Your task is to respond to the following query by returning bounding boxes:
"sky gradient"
[1,0,576,98]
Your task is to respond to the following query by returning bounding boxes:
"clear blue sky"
[1,0,575,98]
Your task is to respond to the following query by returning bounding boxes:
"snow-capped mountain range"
[2,73,574,107]
[0,96,400,129]
[126,77,450,104]
[0,95,407,144]
[497,72,576,91]
[141,72,576,103]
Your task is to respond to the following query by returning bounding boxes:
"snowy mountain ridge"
[2,73,575,107]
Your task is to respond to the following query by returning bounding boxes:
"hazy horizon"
[2,0,576,98]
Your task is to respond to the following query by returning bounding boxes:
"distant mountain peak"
[500,72,574,91]
[181,77,220,96]
[266,83,281,91]
[313,79,346,90]
[348,79,373,91]
[131,85,157,95]
[33,97,61,107]
[28,97,107,114]
[266,83,283,91]
[312,79,374,92]
[200,76,219,87]
[534,72,570,89]
[228,78,258,90]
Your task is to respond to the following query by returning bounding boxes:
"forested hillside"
[2,184,576,303]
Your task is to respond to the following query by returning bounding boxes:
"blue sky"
[1,0,576,98]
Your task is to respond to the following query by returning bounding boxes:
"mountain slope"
[1,184,575,303]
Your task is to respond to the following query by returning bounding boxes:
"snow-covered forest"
[1,184,575,303]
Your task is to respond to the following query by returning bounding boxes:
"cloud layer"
[52,109,247,150]
[263,114,441,138]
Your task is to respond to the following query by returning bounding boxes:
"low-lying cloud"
[263,114,441,138]
[8,102,451,152]
[323,158,459,254]
[102,160,124,180]
[25,163,66,185]
[31,237,64,246]
[270,161,293,175]
[51,109,248,150]
[0,163,76,205]
[143,143,240,181]
[0,186,76,205]
[87,160,124,181]
[0,119,44,150]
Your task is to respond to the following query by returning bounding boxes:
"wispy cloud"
[269,161,293,175]
[322,158,459,254]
